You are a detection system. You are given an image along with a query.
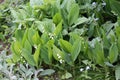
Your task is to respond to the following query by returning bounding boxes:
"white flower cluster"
[48,33,55,39]
[57,54,64,64]
[80,66,90,72]
[92,2,97,8]
[102,2,106,6]
[34,44,37,49]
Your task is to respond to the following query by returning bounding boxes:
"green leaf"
[41,33,49,44]
[11,41,22,56]
[43,20,55,33]
[103,32,110,49]
[32,31,43,45]
[87,47,93,60]
[88,24,94,38]
[34,45,41,67]
[115,66,120,80]
[0,33,4,40]
[107,30,116,44]
[66,0,76,12]
[22,29,28,46]
[41,46,50,64]
[69,32,80,45]
[61,72,72,79]
[117,37,120,53]
[54,21,62,36]
[27,28,36,45]
[53,45,64,61]
[40,69,55,76]
[24,39,32,54]
[72,17,89,28]
[22,49,36,66]
[12,54,20,63]
[53,12,62,25]
[71,39,81,61]
[94,41,105,65]
[14,29,24,42]
[60,9,68,26]
[10,8,21,20]
[47,40,54,63]
[19,9,28,19]
[68,3,79,26]
[115,26,120,37]
[110,0,120,16]
[59,39,72,53]
[108,43,118,63]
[64,52,73,66]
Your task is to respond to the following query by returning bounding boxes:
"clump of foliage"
[1,0,120,80]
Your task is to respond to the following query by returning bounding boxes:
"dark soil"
[0,40,10,53]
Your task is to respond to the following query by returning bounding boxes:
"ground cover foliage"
[1,0,120,80]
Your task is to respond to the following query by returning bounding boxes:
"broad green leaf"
[86,47,93,60]
[64,52,73,66]
[40,69,55,76]
[34,45,41,67]
[59,39,72,53]
[54,21,62,36]
[61,72,72,79]
[19,9,28,20]
[53,12,62,25]
[27,28,36,45]
[104,62,114,67]
[72,17,89,28]
[102,21,114,34]
[71,39,81,61]
[41,46,50,64]
[103,33,110,49]
[47,40,54,63]
[66,0,75,12]
[107,30,116,44]
[108,43,118,63]
[115,66,120,80]
[94,41,105,65]
[0,33,4,40]
[24,39,32,54]
[11,41,22,56]
[88,24,95,38]
[32,31,43,45]
[35,21,45,33]
[22,29,28,46]
[12,54,20,63]
[117,37,120,53]
[36,20,55,33]
[22,49,36,66]
[14,30,24,41]
[69,32,80,45]
[53,45,64,61]
[10,8,21,20]
[68,3,79,26]
[115,26,120,37]
[43,20,55,33]
[41,33,49,44]
[60,9,68,26]
[110,0,120,16]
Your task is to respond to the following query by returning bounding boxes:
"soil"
[0,40,10,53]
